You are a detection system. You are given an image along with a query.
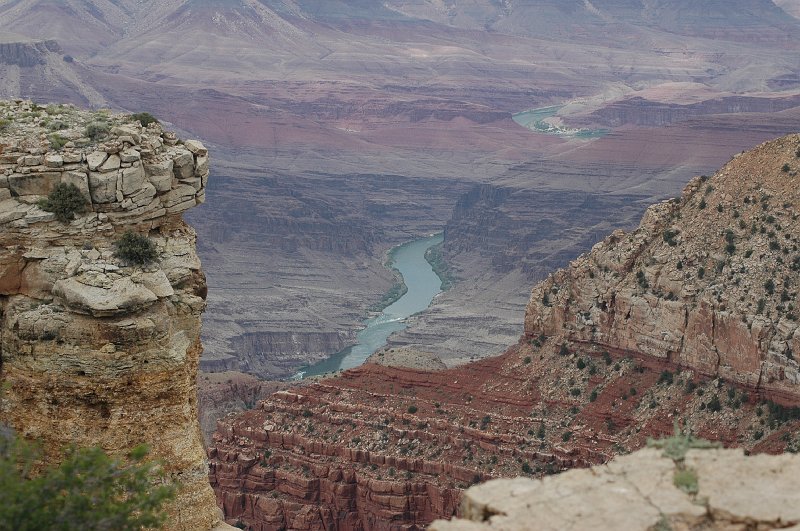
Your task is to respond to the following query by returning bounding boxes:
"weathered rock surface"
[0,100,223,530]
[431,447,800,531]
[525,134,800,400]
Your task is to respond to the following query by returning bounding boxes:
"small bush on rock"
[48,133,68,151]
[85,121,109,140]
[114,231,158,266]
[38,183,86,222]
[130,112,159,127]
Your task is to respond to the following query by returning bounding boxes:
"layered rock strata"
[526,134,800,400]
[0,100,222,530]
[211,135,800,530]
[431,447,800,531]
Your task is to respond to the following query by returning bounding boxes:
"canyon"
[2,2,800,528]
[0,100,226,530]
[2,1,800,385]
[210,135,800,529]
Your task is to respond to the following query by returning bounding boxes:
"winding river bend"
[297,234,444,379]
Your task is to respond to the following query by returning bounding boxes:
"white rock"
[99,154,121,172]
[86,151,108,171]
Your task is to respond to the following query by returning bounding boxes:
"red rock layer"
[210,135,800,530]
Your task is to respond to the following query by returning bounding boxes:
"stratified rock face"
[211,135,800,530]
[431,447,800,531]
[0,100,220,530]
[525,134,800,401]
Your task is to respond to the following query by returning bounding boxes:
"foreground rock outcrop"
[210,134,800,530]
[0,100,223,530]
[431,445,800,530]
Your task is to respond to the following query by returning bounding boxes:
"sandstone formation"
[431,446,800,531]
[525,134,800,400]
[211,135,800,530]
[0,99,224,530]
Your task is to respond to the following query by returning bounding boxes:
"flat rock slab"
[53,276,158,317]
[431,448,800,531]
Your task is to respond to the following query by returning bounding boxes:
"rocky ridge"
[0,100,225,530]
[526,134,800,400]
[210,135,800,530]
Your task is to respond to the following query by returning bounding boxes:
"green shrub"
[85,121,110,140]
[658,370,674,385]
[765,279,775,295]
[47,120,69,131]
[0,118,10,131]
[673,468,698,494]
[48,133,68,151]
[38,183,86,222]
[114,231,158,266]
[707,395,722,412]
[782,163,791,173]
[407,405,418,414]
[521,462,532,474]
[0,430,175,530]
[130,112,159,127]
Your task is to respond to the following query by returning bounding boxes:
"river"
[296,234,444,379]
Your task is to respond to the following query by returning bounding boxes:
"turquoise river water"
[296,234,444,379]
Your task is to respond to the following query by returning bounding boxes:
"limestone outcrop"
[431,446,800,531]
[525,134,800,400]
[0,100,223,530]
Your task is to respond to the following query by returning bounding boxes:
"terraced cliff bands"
[210,135,800,530]
[0,100,223,530]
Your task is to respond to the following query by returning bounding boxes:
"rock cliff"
[525,134,800,400]
[0,99,224,530]
[210,134,800,530]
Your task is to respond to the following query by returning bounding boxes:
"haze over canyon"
[2,1,800,529]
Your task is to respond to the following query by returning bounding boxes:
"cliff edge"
[0,100,223,530]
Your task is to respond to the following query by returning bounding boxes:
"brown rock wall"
[0,100,222,530]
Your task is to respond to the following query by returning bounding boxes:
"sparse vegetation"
[0,429,175,530]
[673,468,699,494]
[48,133,68,151]
[114,231,158,266]
[425,240,457,290]
[37,183,86,222]
[85,120,110,140]
[130,112,159,127]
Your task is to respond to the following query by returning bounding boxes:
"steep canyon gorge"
[210,135,800,530]
[1,1,800,529]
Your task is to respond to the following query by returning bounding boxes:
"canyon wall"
[0,100,224,530]
[211,134,800,530]
[525,134,800,400]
